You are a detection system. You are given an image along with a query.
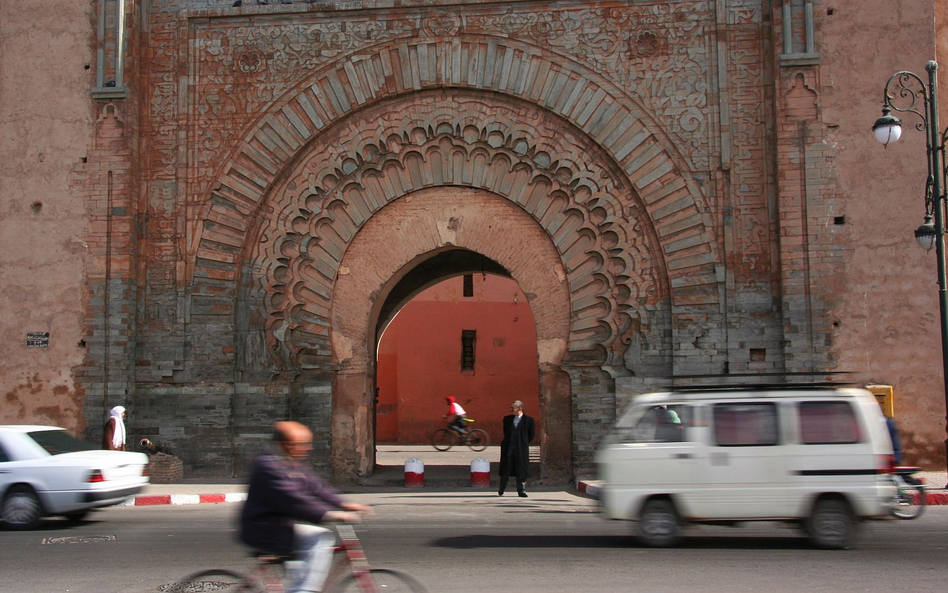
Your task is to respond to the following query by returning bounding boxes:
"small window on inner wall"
[463,274,474,297]
[461,329,476,371]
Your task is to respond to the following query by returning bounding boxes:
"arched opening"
[373,254,541,477]
[328,187,574,482]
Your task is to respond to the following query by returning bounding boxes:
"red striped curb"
[134,495,171,506]
[120,492,247,507]
[575,480,600,498]
[928,491,948,505]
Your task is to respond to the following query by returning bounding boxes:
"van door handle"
[674,453,692,459]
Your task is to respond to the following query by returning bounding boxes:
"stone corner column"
[331,370,374,482]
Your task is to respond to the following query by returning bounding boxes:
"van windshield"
[608,404,690,444]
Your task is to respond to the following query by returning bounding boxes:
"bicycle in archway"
[431,419,489,452]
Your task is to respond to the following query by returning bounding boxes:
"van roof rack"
[666,382,861,393]
[656,371,862,392]
[668,371,853,379]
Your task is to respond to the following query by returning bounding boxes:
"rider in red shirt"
[444,396,468,435]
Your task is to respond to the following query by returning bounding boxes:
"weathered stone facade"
[3,0,947,478]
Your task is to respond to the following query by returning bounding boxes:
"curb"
[927,491,948,505]
[575,480,948,505]
[576,479,600,499]
[119,492,247,507]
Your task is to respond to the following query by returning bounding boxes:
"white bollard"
[471,457,491,488]
[404,457,424,487]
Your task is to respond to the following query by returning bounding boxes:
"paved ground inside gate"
[375,443,539,466]
[368,444,542,487]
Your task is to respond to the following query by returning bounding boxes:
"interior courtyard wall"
[376,274,541,446]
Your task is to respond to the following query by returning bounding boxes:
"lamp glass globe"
[874,123,902,146]
[917,232,937,251]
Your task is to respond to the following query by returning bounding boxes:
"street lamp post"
[873,60,948,473]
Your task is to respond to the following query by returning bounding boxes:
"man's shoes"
[518,491,528,498]
[498,490,504,496]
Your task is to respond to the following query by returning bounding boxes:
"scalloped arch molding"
[194,36,723,375]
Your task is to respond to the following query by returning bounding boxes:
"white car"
[0,425,149,529]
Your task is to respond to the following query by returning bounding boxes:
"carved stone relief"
[185,2,717,207]
[240,91,669,372]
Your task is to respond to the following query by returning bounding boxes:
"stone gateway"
[4,0,946,477]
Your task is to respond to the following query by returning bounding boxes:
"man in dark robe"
[498,400,535,498]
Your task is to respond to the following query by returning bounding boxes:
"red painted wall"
[376,274,540,445]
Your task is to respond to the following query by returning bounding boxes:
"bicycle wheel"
[331,568,429,592]
[890,478,926,519]
[431,429,455,451]
[164,569,263,593]
[466,429,489,451]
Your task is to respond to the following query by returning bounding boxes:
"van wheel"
[637,499,681,547]
[807,499,856,549]
[2,486,43,530]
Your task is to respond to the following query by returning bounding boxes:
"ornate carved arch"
[233,90,677,374]
[193,37,720,374]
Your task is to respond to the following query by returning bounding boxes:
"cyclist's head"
[274,421,313,460]
[445,396,455,404]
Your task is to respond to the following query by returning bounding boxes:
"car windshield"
[27,430,96,456]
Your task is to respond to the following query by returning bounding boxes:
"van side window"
[713,403,778,446]
[0,443,8,462]
[626,405,690,443]
[799,402,861,444]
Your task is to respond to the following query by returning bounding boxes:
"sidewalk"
[119,448,948,507]
[576,470,948,505]
[120,444,534,505]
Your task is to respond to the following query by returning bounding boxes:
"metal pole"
[924,61,948,475]
[115,0,125,89]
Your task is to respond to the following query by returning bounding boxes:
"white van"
[596,387,898,549]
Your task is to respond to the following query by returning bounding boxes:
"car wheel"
[637,499,681,547]
[807,498,856,550]
[2,486,43,530]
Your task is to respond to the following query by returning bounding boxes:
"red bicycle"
[166,524,427,592]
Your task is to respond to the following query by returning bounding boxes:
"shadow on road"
[0,518,101,532]
[431,533,811,550]
[433,534,633,549]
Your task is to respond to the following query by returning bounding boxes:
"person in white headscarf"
[103,406,127,451]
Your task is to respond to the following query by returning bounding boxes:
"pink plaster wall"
[376,274,540,445]
[823,1,945,466]
[0,0,95,431]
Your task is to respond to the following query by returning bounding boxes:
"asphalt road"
[1,490,945,593]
